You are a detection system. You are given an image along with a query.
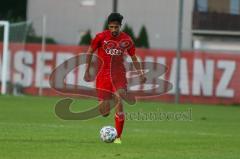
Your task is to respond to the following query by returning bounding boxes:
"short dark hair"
[107,13,123,25]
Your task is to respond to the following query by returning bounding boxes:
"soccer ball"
[100,126,117,143]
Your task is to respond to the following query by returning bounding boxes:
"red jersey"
[91,30,135,77]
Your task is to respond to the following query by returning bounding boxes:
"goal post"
[0,17,47,96]
[0,21,10,95]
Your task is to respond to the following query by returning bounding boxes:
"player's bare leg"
[116,88,136,105]
[99,100,110,117]
[113,89,126,144]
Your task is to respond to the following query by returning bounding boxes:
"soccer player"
[84,13,146,144]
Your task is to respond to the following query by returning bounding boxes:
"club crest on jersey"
[103,39,132,56]
[119,39,131,49]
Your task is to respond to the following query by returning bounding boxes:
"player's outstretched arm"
[84,47,94,82]
[130,55,147,84]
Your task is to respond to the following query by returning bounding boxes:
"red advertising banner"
[1,43,240,105]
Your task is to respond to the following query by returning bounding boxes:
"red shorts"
[96,74,127,100]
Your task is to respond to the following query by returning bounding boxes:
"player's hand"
[84,71,91,82]
[140,74,147,84]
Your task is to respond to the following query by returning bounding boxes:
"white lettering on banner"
[35,52,53,88]
[168,58,189,95]
[1,51,13,82]
[216,61,235,98]
[156,57,166,93]
[0,51,12,82]
[139,56,168,92]
[143,56,155,91]
[56,52,75,88]
[3,46,238,102]
[192,59,214,96]
[13,51,33,87]
[157,57,166,68]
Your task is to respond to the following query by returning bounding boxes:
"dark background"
[0,0,27,22]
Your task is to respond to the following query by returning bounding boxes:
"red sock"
[115,112,125,138]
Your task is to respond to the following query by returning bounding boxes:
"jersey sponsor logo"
[103,39,132,56]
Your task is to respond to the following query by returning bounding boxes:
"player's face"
[108,21,121,37]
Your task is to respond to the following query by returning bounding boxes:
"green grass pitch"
[0,95,240,159]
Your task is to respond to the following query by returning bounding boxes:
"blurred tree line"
[0,0,56,44]
[0,0,27,22]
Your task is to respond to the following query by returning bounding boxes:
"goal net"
[0,18,45,96]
